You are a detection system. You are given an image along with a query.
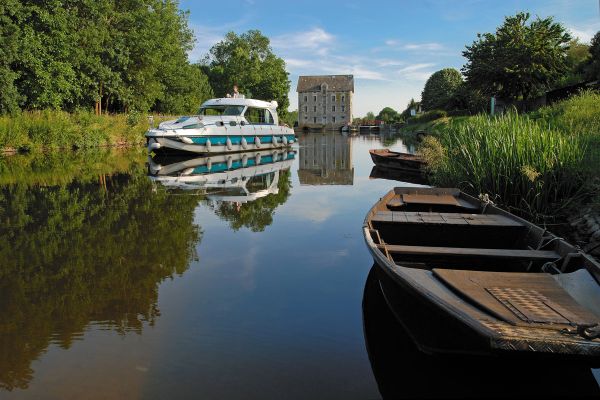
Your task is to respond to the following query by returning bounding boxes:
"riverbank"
[413,92,599,221]
[0,110,170,153]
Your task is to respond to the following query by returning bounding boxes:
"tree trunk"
[98,82,103,115]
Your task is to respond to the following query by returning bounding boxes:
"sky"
[180,0,600,117]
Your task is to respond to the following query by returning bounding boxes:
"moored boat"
[146,98,296,154]
[369,149,426,173]
[363,187,600,365]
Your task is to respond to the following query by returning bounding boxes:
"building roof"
[297,75,354,93]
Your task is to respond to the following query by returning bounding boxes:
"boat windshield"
[198,105,245,116]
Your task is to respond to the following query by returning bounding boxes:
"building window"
[313,106,316,112]
[313,95,317,102]
[332,116,336,123]
[332,105,336,112]
[304,115,308,119]
[304,106,307,113]
[313,117,317,123]
[304,95,307,102]
[341,105,345,112]
[322,116,327,123]
[331,95,336,102]
[341,115,345,119]
[342,95,345,103]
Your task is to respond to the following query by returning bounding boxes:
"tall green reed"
[420,111,587,219]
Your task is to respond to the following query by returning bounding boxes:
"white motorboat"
[146,98,296,154]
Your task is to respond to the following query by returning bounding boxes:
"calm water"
[0,132,598,399]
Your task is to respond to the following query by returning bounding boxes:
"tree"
[462,12,571,101]
[421,68,463,111]
[400,99,420,119]
[585,31,600,81]
[203,30,291,119]
[376,107,400,123]
[365,111,376,120]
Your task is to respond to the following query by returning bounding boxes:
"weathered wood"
[372,211,522,227]
[379,244,560,261]
[432,269,600,327]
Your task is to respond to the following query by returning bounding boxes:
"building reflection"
[297,133,353,185]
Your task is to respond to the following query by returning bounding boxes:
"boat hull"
[369,149,426,172]
[147,134,296,154]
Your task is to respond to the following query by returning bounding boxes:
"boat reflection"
[297,133,353,185]
[369,165,428,185]
[362,265,600,398]
[149,149,295,232]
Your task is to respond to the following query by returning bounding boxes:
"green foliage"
[210,169,292,232]
[585,31,600,81]
[281,110,298,127]
[532,91,600,172]
[365,111,376,120]
[203,30,291,119]
[462,12,571,101]
[408,110,447,124]
[400,99,420,119]
[0,0,210,114]
[421,68,463,111]
[0,110,162,151]
[376,107,401,123]
[0,156,201,390]
[554,39,591,87]
[420,111,588,219]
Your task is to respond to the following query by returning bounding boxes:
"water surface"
[0,132,597,399]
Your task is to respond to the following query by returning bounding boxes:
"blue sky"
[180,0,600,116]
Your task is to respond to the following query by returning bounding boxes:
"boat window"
[198,105,245,116]
[246,173,275,193]
[245,107,274,125]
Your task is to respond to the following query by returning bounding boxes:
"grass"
[419,111,589,220]
[0,110,172,152]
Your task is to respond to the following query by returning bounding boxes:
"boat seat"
[432,268,600,327]
[371,211,523,228]
[379,244,560,261]
[386,193,479,211]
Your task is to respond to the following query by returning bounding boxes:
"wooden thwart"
[379,244,560,261]
[371,211,522,227]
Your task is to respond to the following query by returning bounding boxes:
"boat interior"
[366,188,600,330]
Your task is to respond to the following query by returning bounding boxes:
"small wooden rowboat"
[363,187,600,364]
[369,149,426,173]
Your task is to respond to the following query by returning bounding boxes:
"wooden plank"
[380,244,560,261]
[432,269,600,327]
[371,211,523,227]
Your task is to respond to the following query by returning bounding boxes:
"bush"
[409,110,447,124]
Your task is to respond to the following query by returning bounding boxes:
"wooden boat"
[369,149,426,173]
[363,187,600,365]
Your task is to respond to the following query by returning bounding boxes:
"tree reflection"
[0,162,201,391]
[208,169,292,232]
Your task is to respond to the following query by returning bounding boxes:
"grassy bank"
[418,92,599,220]
[0,110,162,152]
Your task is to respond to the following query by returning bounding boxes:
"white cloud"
[567,22,600,43]
[385,40,445,51]
[397,63,436,73]
[271,27,335,55]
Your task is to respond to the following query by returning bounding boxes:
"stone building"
[297,75,354,130]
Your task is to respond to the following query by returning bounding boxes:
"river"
[0,131,597,399]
